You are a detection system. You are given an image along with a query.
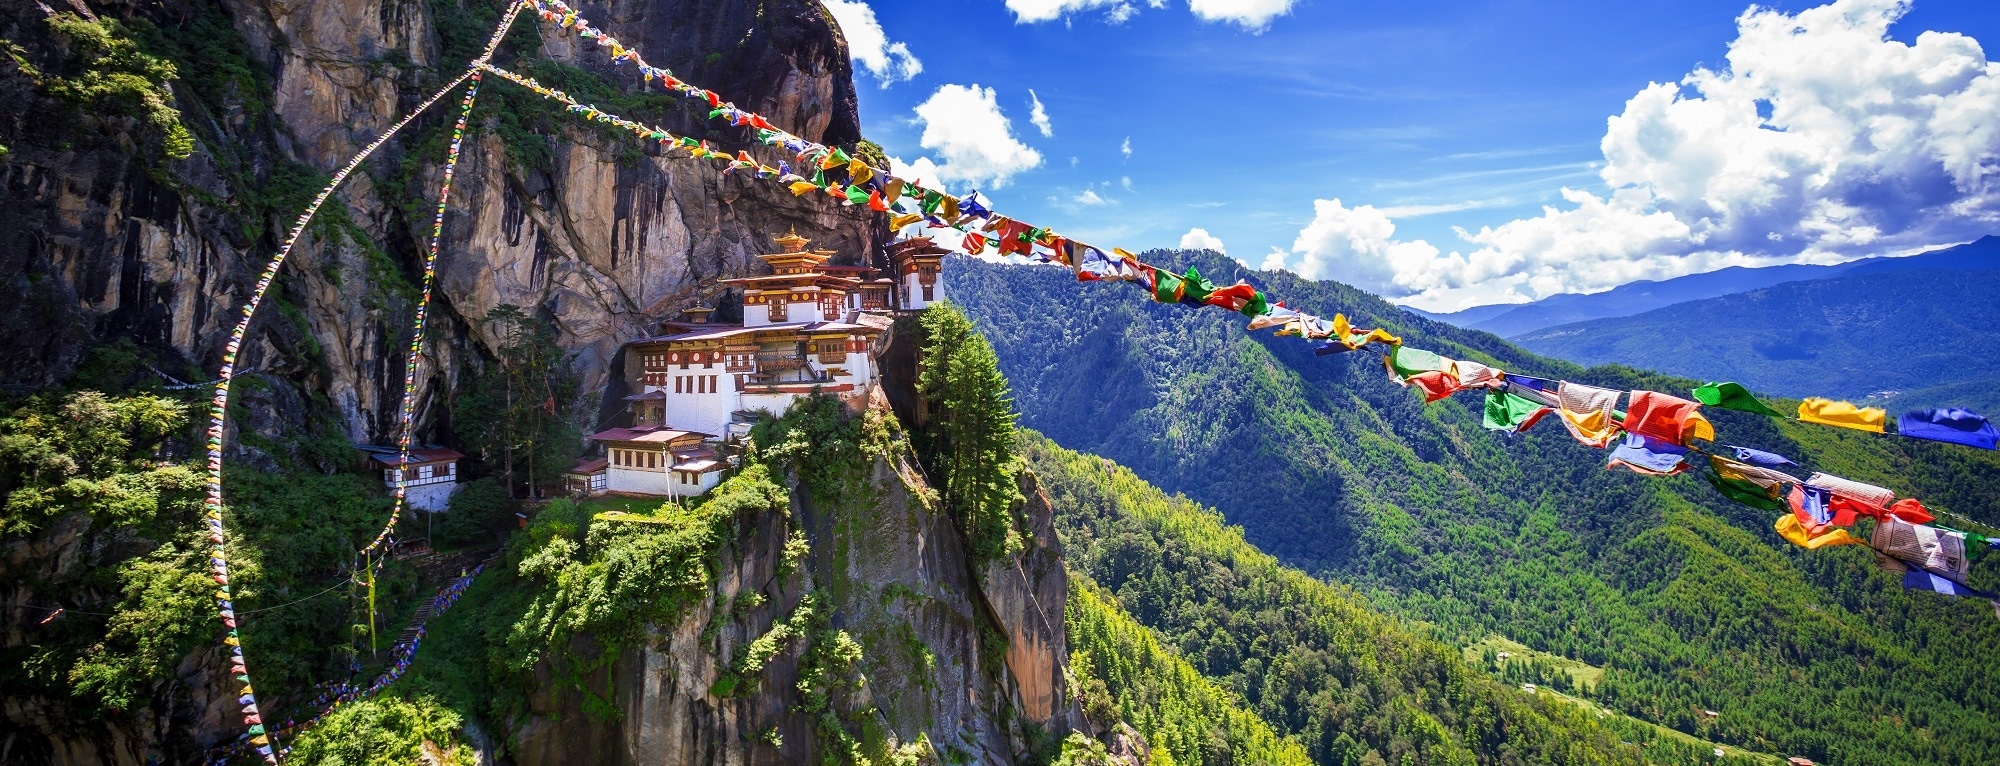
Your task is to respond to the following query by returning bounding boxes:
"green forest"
[948,251,2000,766]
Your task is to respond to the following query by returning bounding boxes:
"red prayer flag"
[1624,390,1714,446]
[1887,498,1935,525]
[1409,370,1465,403]
[868,188,888,212]
[1204,283,1261,312]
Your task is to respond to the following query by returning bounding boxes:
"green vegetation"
[40,13,193,159]
[0,390,193,535]
[951,250,2000,765]
[283,694,474,766]
[1032,434,1646,766]
[453,305,589,497]
[916,304,1025,561]
[502,465,788,680]
[750,391,902,509]
[1068,581,1315,766]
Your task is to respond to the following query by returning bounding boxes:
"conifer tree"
[916,303,1023,560]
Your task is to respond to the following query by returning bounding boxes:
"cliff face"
[0,0,878,446]
[507,393,1096,766]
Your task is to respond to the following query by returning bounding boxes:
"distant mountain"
[1513,268,2000,412]
[1418,236,2000,338]
[948,250,2000,765]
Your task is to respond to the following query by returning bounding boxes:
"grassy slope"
[948,251,2000,766]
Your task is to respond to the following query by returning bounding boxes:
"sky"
[822,0,2000,311]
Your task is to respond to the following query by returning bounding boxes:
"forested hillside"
[1034,434,1655,766]
[948,251,2000,766]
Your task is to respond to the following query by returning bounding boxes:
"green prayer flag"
[708,108,729,119]
[830,147,852,166]
[1706,471,1785,511]
[921,191,944,214]
[1178,267,1217,304]
[811,168,827,186]
[1693,382,1784,418]
[1389,347,1448,379]
[1483,389,1545,432]
[845,185,870,205]
[1239,292,1270,318]
[1152,268,1186,303]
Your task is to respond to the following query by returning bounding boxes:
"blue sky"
[826,0,2000,310]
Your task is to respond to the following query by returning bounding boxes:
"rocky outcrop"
[508,394,1088,765]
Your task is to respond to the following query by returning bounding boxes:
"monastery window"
[709,375,718,393]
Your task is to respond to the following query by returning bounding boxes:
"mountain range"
[948,249,2000,765]
[1416,235,2000,339]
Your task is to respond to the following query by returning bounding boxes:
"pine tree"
[916,303,1023,560]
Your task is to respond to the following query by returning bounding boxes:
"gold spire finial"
[776,227,810,253]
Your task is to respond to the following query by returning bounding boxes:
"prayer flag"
[1451,360,1503,389]
[1409,370,1464,403]
[1483,389,1554,434]
[1712,460,1792,512]
[1728,445,1796,467]
[1387,346,1448,380]
[1624,390,1716,446]
[1607,433,1691,476]
[1799,398,1887,433]
[1774,512,1864,550]
[1790,485,1846,532]
[1556,382,1623,448]
[1898,408,1998,450]
[1872,517,1972,583]
[1805,472,1896,511]
[1692,382,1784,418]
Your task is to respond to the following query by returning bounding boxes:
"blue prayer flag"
[1729,445,1797,467]
[1898,408,1998,450]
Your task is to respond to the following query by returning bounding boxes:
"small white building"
[889,236,949,310]
[564,457,608,496]
[587,425,728,497]
[357,445,464,512]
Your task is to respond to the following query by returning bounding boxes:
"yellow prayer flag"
[848,159,873,186]
[1798,397,1886,433]
[787,181,819,197]
[1774,514,1864,550]
[889,213,924,230]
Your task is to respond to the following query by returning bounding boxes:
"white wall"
[605,465,722,497]
[647,380,735,438]
[408,481,458,513]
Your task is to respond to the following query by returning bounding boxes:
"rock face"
[507,392,1087,766]
[0,0,879,445]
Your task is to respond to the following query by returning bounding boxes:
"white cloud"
[1264,0,2000,310]
[822,0,922,87]
[1121,176,1134,191]
[889,156,947,192]
[907,84,1044,189]
[1028,90,1054,137]
[1120,136,1132,160]
[1187,0,1297,29]
[1075,189,1108,206]
[1006,0,1282,28]
[1180,227,1227,253]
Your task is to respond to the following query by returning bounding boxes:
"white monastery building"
[582,231,944,499]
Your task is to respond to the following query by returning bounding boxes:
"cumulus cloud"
[1120,136,1132,160]
[1006,0,1284,28]
[822,0,922,86]
[1028,90,1054,137]
[1187,0,1297,29]
[1262,0,2000,310]
[906,84,1044,189]
[1180,227,1228,253]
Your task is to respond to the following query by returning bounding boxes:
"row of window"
[382,463,456,483]
[611,448,661,470]
[675,374,720,394]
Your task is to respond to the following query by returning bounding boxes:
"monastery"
[567,232,948,499]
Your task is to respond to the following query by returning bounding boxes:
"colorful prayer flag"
[1692,382,1784,418]
[1556,382,1623,449]
[1799,397,1887,433]
[1898,408,1998,450]
[1483,389,1554,434]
